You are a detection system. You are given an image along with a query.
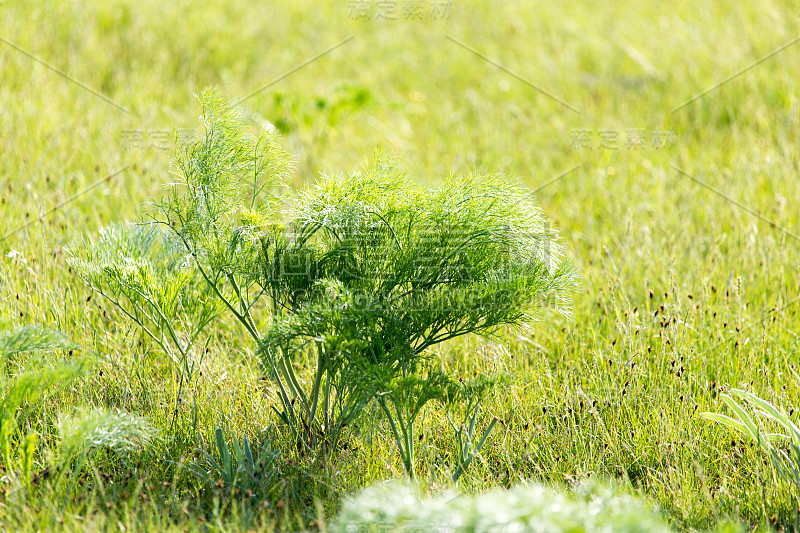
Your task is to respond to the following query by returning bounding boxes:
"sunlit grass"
[1,0,799,530]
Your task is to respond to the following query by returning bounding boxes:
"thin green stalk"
[308,348,326,424]
[278,352,308,412]
[228,273,260,338]
[406,416,415,480]
[324,372,331,435]
[378,397,414,479]
[192,252,260,342]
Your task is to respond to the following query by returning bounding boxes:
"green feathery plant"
[67,222,226,432]
[69,89,577,472]
[67,224,224,373]
[54,408,157,503]
[371,367,454,480]
[0,325,79,357]
[369,368,498,481]
[258,158,577,470]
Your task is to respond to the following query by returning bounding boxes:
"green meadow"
[1,1,799,530]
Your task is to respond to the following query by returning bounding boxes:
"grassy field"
[1,0,799,530]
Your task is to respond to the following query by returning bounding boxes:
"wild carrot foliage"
[69,90,576,482]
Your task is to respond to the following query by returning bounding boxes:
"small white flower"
[6,250,26,263]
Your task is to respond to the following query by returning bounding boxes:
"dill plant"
[69,89,577,476]
[258,157,576,474]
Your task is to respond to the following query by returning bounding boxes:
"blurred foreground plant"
[331,480,673,533]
